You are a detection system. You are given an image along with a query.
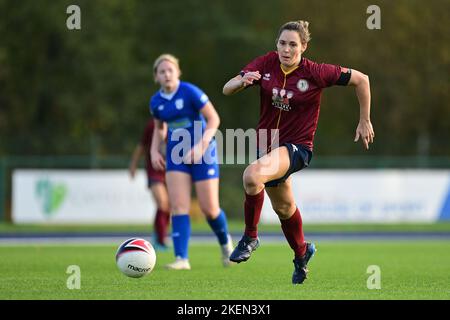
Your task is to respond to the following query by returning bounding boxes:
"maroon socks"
[280,207,306,258]
[244,189,306,258]
[154,208,170,244]
[244,190,265,238]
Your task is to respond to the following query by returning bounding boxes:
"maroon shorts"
[147,166,165,187]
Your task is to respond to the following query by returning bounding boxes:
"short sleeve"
[239,53,270,86]
[241,54,266,74]
[149,97,160,119]
[187,83,209,111]
[313,63,342,88]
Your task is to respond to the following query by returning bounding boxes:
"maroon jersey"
[241,51,341,152]
[141,119,165,182]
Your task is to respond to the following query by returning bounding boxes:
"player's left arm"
[185,102,220,164]
[199,102,220,147]
[341,68,375,150]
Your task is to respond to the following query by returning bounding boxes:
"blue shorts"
[166,140,220,182]
[261,143,312,188]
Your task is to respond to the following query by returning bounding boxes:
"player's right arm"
[150,119,167,171]
[222,71,261,96]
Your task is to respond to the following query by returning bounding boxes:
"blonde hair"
[277,20,311,44]
[153,53,181,75]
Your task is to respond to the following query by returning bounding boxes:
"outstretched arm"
[347,69,375,150]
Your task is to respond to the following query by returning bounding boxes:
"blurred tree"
[0,0,448,157]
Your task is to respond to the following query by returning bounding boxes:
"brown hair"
[276,20,311,44]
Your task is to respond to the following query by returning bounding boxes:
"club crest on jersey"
[297,79,309,92]
[175,99,184,110]
[271,87,293,111]
[263,73,271,81]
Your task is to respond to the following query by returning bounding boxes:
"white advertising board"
[261,170,450,223]
[12,170,156,224]
[12,169,450,224]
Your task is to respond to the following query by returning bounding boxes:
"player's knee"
[243,166,263,190]
[154,194,170,212]
[273,202,296,219]
[199,204,219,220]
[158,200,170,212]
[170,201,189,214]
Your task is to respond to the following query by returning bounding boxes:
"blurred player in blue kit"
[150,54,234,270]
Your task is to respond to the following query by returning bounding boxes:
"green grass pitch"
[1,241,449,300]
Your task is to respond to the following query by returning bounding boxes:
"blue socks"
[171,210,229,259]
[207,209,230,246]
[171,214,191,259]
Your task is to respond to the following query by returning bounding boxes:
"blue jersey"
[149,81,219,181]
[150,81,209,148]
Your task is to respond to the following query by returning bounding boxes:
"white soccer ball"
[116,238,156,278]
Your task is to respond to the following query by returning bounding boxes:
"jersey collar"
[280,57,303,75]
[159,81,180,100]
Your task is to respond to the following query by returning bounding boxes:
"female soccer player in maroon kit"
[129,118,170,251]
[223,20,374,284]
